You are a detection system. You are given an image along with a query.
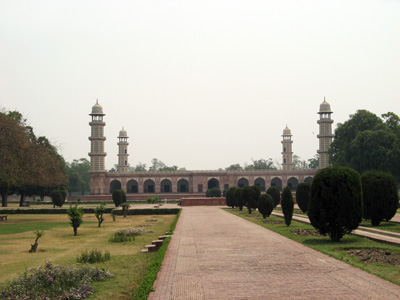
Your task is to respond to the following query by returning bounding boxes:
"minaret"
[89,101,107,172]
[281,126,293,172]
[317,98,334,168]
[117,127,129,173]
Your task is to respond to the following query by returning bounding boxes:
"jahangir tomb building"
[88,100,334,200]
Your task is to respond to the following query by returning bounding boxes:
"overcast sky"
[1,0,399,171]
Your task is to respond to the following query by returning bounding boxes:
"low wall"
[67,193,206,202]
[180,197,226,206]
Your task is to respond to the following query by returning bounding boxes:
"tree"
[66,158,90,195]
[241,186,258,214]
[206,187,221,197]
[267,186,280,207]
[226,186,239,208]
[244,158,277,170]
[251,185,261,202]
[330,110,400,181]
[225,164,243,171]
[281,186,294,226]
[121,202,130,218]
[308,155,319,169]
[67,204,84,236]
[296,183,311,213]
[308,166,362,242]
[112,189,124,207]
[361,171,398,226]
[94,203,106,227]
[258,194,274,219]
[234,187,244,210]
[130,162,147,172]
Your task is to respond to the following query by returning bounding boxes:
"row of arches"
[110,176,313,194]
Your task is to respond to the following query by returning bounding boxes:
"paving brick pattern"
[149,207,400,300]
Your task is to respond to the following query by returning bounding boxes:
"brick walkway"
[149,207,400,300]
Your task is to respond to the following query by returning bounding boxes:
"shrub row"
[0,208,180,215]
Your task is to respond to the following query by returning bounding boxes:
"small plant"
[258,194,274,219]
[29,230,44,253]
[67,204,85,236]
[94,202,106,227]
[0,260,113,300]
[77,197,82,204]
[111,210,116,221]
[146,196,161,204]
[109,228,152,243]
[121,202,130,218]
[281,186,294,226]
[77,249,111,264]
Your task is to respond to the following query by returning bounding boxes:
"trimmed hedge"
[0,208,180,215]
[296,183,311,213]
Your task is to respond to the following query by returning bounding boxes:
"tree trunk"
[74,227,78,236]
[19,192,26,207]
[1,190,8,207]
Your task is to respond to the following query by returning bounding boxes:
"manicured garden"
[0,211,178,299]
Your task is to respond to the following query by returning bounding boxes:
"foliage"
[330,110,400,181]
[267,186,280,207]
[108,228,150,242]
[251,185,261,201]
[308,166,363,242]
[296,183,311,213]
[361,171,399,226]
[281,186,294,226]
[206,187,222,197]
[146,196,161,204]
[241,186,258,214]
[225,163,243,171]
[50,190,65,208]
[29,230,44,253]
[226,186,239,208]
[94,203,106,227]
[258,194,274,219]
[0,260,113,300]
[67,204,85,236]
[77,249,111,263]
[66,158,90,195]
[112,189,124,207]
[234,188,243,210]
[244,158,277,170]
[122,202,131,218]
[308,155,319,169]
[0,110,67,207]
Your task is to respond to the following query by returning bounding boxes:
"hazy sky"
[1,0,399,171]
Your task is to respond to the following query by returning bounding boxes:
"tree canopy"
[329,110,400,181]
[0,109,67,206]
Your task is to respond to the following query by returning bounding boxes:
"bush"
[308,166,362,242]
[361,171,399,226]
[258,194,274,219]
[206,187,222,197]
[108,228,148,243]
[112,189,124,207]
[0,260,113,300]
[226,186,239,208]
[67,204,85,236]
[234,188,243,210]
[251,185,261,202]
[122,202,130,218]
[281,186,294,226]
[147,196,161,204]
[94,202,106,227]
[50,190,64,208]
[241,186,258,214]
[267,186,280,207]
[296,183,311,213]
[77,249,111,263]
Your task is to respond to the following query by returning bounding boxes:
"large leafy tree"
[330,110,400,181]
[0,110,67,207]
[66,158,90,195]
[245,158,277,170]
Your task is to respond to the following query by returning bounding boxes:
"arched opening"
[304,176,313,183]
[271,177,282,191]
[110,180,121,194]
[127,179,138,193]
[238,177,249,188]
[208,178,219,190]
[178,179,189,193]
[254,178,266,192]
[144,179,155,193]
[161,179,172,193]
[287,177,299,191]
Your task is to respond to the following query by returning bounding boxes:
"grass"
[0,212,177,299]
[225,207,400,286]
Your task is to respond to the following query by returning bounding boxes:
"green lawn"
[0,213,177,299]
[225,208,400,286]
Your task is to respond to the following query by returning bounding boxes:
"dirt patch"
[290,229,323,237]
[346,248,400,265]
[263,219,284,225]
[145,219,158,223]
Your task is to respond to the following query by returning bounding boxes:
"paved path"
[149,206,400,300]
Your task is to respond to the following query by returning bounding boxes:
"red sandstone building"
[88,100,333,200]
